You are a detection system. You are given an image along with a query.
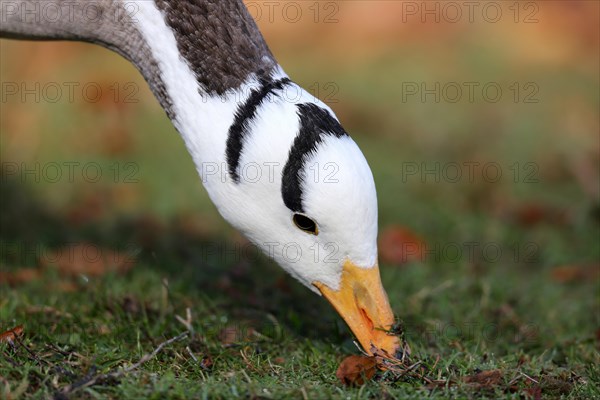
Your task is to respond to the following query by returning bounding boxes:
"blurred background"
[1,1,598,352]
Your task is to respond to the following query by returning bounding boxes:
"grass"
[1,212,598,399]
[1,3,599,398]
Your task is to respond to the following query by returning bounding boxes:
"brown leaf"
[200,355,213,370]
[550,264,600,284]
[513,203,567,227]
[66,191,109,226]
[0,268,82,291]
[464,369,503,387]
[524,386,542,400]
[0,325,23,344]
[42,243,136,277]
[379,226,426,266]
[52,281,79,293]
[0,268,41,286]
[336,355,377,386]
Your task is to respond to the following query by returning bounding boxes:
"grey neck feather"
[0,0,278,119]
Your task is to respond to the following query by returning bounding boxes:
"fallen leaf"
[66,191,109,226]
[41,243,136,277]
[464,369,503,387]
[379,226,426,265]
[52,281,79,293]
[550,264,600,284]
[0,268,41,286]
[523,386,542,400]
[200,355,213,370]
[0,325,24,344]
[512,203,567,227]
[336,355,377,386]
[514,203,547,226]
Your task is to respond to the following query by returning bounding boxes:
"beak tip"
[315,260,404,359]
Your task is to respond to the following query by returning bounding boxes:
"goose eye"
[293,213,318,235]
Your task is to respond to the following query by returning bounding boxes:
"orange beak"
[313,260,400,356]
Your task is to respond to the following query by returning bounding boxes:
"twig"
[175,307,194,333]
[58,332,188,396]
[15,335,48,366]
[373,346,448,386]
[518,370,539,384]
[45,342,79,379]
[430,354,440,372]
[186,346,198,363]
[46,343,71,357]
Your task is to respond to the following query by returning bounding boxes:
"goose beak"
[313,260,400,356]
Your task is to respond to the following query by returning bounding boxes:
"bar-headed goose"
[1,0,401,357]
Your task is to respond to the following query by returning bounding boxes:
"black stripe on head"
[226,77,292,182]
[282,103,349,212]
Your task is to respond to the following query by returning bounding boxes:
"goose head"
[204,78,400,356]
